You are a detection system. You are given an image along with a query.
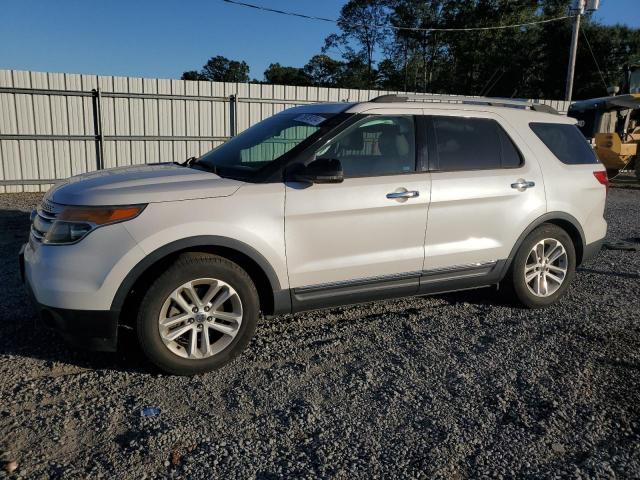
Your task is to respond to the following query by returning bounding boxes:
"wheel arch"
[502,212,586,277]
[113,236,291,326]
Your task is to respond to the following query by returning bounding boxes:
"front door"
[284,114,431,309]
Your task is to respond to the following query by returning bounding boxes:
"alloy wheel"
[158,278,243,359]
[524,238,568,297]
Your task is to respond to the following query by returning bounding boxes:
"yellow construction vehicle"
[568,64,640,179]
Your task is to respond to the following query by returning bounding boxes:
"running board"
[290,260,507,313]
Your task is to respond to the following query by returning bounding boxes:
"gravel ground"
[0,189,639,479]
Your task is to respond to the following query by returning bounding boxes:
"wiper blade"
[190,162,221,176]
[179,156,199,167]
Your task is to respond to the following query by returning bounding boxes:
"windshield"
[196,111,339,179]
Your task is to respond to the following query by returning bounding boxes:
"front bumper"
[20,244,119,352]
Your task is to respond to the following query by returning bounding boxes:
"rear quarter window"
[530,122,599,165]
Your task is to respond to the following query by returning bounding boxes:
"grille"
[30,200,62,246]
[40,197,58,213]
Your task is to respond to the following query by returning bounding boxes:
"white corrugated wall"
[0,69,571,192]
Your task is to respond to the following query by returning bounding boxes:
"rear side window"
[530,122,599,164]
[431,117,522,171]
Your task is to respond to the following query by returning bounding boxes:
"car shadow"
[0,207,153,374]
[431,285,516,308]
[578,266,640,280]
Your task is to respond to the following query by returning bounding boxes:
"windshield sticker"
[294,114,326,126]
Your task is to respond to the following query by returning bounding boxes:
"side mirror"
[286,158,344,184]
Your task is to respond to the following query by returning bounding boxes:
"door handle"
[386,190,420,199]
[511,179,535,191]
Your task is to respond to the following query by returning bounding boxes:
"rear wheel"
[506,224,576,308]
[136,253,259,375]
[634,157,640,181]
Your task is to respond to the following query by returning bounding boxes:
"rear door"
[422,112,546,273]
[284,112,431,309]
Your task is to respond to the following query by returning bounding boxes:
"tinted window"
[315,115,416,177]
[530,123,599,164]
[432,117,522,171]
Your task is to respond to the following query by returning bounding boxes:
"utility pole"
[564,0,600,102]
[564,0,584,102]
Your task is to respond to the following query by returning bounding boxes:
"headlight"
[43,205,146,245]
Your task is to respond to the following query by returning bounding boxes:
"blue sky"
[0,0,638,80]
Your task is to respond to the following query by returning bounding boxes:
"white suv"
[21,95,608,375]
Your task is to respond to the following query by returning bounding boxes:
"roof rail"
[369,94,559,114]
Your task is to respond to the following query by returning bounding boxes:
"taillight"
[593,170,609,194]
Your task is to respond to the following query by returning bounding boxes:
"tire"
[634,157,640,181]
[136,253,259,375]
[506,224,576,309]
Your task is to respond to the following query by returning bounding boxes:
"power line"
[222,0,335,24]
[222,0,575,33]
[581,27,609,93]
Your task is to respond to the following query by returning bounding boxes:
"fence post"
[229,94,237,137]
[91,88,105,170]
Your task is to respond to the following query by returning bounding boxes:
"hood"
[47,164,244,206]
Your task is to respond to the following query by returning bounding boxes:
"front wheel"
[136,253,259,375]
[506,224,576,309]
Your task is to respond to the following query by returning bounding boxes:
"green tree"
[180,70,207,81]
[263,63,311,86]
[323,0,390,87]
[303,55,345,87]
[182,56,250,82]
[181,1,640,100]
[405,0,541,97]
[200,56,250,82]
[384,0,444,92]
[376,58,403,89]
[572,23,640,98]
[373,0,639,99]
[338,54,375,89]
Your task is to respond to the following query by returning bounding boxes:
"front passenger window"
[315,115,416,177]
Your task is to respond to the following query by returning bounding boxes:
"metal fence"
[0,69,571,192]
